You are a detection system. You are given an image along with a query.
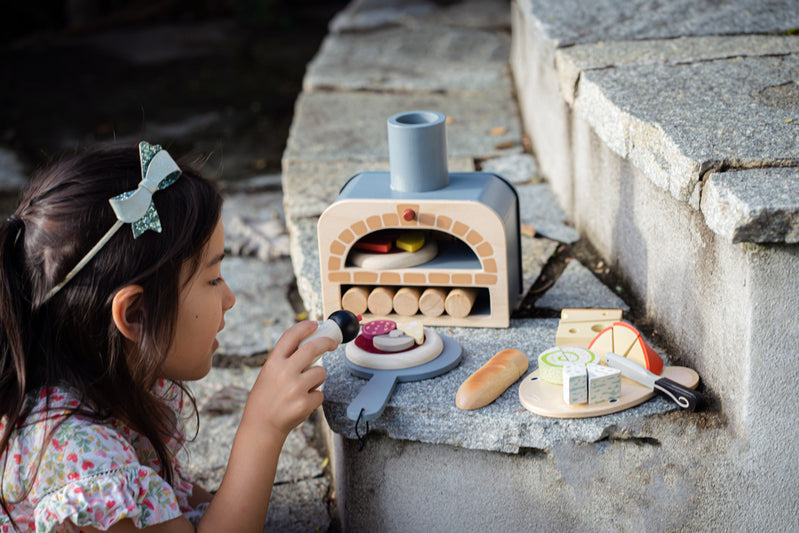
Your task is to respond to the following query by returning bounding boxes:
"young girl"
[0,142,335,532]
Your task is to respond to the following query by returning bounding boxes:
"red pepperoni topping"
[360,319,396,340]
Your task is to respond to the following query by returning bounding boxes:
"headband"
[43,141,181,302]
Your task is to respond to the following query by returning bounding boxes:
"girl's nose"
[223,282,236,311]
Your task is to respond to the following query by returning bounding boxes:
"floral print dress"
[0,380,202,532]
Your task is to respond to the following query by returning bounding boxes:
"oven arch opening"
[344,229,480,270]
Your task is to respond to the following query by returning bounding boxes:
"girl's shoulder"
[1,385,187,531]
[3,386,145,496]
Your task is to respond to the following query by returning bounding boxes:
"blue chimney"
[387,110,450,193]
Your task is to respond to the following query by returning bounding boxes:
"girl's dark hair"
[0,145,222,514]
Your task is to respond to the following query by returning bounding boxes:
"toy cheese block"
[317,110,522,328]
[555,308,623,348]
[587,321,663,375]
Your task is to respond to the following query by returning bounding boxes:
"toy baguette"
[455,349,529,410]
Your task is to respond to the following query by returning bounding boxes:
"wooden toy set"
[518,309,703,418]
[317,110,522,328]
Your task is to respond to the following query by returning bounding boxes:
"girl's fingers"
[271,320,318,357]
[294,336,337,368]
[301,364,327,392]
[271,321,337,369]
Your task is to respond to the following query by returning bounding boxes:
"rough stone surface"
[516,183,580,244]
[183,368,330,532]
[520,235,558,299]
[329,0,437,33]
[277,0,799,530]
[282,156,475,220]
[332,416,736,533]
[223,190,290,261]
[520,0,799,47]
[0,148,27,192]
[480,153,541,184]
[286,216,324,321]
[556,35,799,106]
[265,478,331,533]
[413,0,511,30]
[702,166,799,243]
[281,87,521,223]
[283,90,522,163]
[534,259,630,312]
[514,0,799,243]
[329,0,510,34]
[215,191,301,357]
[510,31,799,522]
[575,53,799,208]
[305,25,511,92]
[217,256,296,357]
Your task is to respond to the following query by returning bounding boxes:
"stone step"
[512,0,799,243]
[282,0,799,530]
[511,0,799,529]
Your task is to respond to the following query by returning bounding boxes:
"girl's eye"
[209,277,224,287]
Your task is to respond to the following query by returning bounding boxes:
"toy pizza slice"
[587,321,663,375]
[395,318,424,345]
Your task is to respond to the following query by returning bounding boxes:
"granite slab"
[329,0,510,34]
[702,166,799,243]
[519,0,799,47]
[304,24,511,93]
[283,90,522,163]
[556,35,799,106]
[480,153,541,185]
[321,319,685,453]
[534,259,629,312]
[516,182,580,244]
[217,256,296,356]
[574,53,799,208]
[282,156,474,220]
[0,148,27,193]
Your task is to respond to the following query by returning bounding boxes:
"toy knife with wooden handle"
[605,352,703,411]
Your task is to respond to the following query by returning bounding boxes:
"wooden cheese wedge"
[588,321,663,375]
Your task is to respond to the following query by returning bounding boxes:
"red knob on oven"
[402,209,416,221]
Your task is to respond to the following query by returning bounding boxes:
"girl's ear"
[112,285,145,341]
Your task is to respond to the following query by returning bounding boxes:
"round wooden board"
[518,366,699,419]
[349,240,438,269]
[346,327,442,370]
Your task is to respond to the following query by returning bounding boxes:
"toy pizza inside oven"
[317,111,522,328]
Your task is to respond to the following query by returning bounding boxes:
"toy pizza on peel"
[345,318,443,370]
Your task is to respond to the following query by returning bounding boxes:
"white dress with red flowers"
[0,381,199,532]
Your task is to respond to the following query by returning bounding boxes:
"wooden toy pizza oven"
[317,111,522,328]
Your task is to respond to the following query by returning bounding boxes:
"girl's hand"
[244,320,334,439]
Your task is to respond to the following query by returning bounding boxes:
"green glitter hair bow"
[109,141,181,237]
[43,142,182,302]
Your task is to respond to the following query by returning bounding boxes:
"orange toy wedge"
[588,321,663,375]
